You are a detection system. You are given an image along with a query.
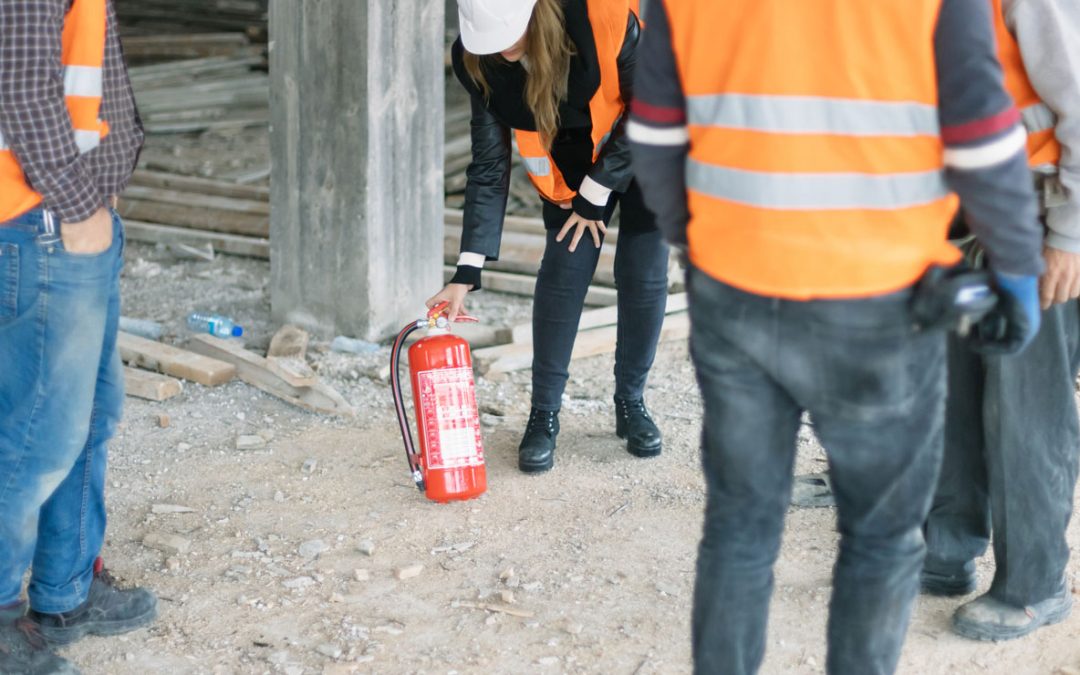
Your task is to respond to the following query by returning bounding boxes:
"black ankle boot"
[518,408,559,473]
[614,396,662,458]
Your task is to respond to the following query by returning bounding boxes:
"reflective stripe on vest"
[514,0,637,203]
[0,66,104,153]
[666,0,960,300]
[991,0,1060,168]
[0,0,108,222]
[687,94,940,138]
[687,162,949,211]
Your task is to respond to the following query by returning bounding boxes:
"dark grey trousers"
[925,300,1080,606]
[687,268,947,675]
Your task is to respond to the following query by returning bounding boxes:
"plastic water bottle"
[187,312,243,338]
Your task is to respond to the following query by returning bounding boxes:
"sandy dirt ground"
[50,242,1080,674]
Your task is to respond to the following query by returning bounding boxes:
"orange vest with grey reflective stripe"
[666,1,961,300]
[515,0,636,204]
[0,0,109,223]
[991,0,1060,168]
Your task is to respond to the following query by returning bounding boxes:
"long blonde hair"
[462,0,574,150]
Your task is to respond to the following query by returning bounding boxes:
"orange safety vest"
[515,0,637,204]
[991,0,1060,168]
[667,1,961,300]
[0,0,109,223]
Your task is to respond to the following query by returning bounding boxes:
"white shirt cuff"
[578,176,612,207]
[457,252,486,268]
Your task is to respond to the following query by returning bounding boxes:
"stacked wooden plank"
[471,293,691,377]
[116,0,268,41]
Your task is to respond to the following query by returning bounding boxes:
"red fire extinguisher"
[390,302,487,503]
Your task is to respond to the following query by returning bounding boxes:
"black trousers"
[530,180,669,410]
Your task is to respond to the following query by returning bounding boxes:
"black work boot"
[518,408,559,473]
[0,602,80,675]
[614,396,662,458]
[30,561,158,646]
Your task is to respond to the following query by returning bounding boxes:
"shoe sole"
[952,600,1072,641]
[39,603,158,646]
[518,458,553,474]
[615,429,662,458]
[920,576,977,597]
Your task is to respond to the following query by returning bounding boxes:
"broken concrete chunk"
[394,564,423,580]
[143,532,191,555]
[235,434,266,450]
[151,503,195,515]
[298,539,329,559]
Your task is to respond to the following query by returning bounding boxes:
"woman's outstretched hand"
[556,211,607,252]
[426,283,472,322]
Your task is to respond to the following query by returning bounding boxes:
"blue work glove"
[969,272,1041,355]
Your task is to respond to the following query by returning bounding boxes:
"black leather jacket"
[451,10,640,287]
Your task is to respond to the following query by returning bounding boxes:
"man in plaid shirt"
[0,1,157,672]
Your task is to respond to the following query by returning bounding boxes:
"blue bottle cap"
[231,326,244,337]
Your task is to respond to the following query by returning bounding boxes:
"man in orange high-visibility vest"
[629,0,1045,673]
[923,0,1080,642]
[0,1,157,671]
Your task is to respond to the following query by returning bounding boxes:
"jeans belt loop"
[38,209,61,247]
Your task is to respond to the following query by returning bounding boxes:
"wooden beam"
[123,220,269,259]
[441,266,617,307]
[124,367,183,401]
[444,208,619,244]
[118,332,236,386]
[472,311,690,376]
[444,224,616,287]
[508,293,688,344]
[186,335,355,417]
[129,170,270,201]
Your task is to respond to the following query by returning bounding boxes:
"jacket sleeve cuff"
[46,169,104,223]
[449,264,482,291]
[1045,204,1080,254]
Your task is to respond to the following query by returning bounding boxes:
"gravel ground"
[50,242,1080,674]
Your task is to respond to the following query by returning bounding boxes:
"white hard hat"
[457,0,538,56]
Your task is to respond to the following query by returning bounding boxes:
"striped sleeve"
[627,0,690,246]
[934,0,1044,277]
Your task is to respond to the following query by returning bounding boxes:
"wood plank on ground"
[186,335,355,417]
[118,332,236,386]
[124,367,183,401]
[472,311,691,376]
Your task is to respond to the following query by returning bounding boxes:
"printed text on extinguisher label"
[417,367,484,470]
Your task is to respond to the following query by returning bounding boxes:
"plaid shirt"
[0,0,142,223]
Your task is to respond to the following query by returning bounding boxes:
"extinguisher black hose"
[391,322,426,492]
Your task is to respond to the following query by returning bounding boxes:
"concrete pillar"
[269,0,444,341]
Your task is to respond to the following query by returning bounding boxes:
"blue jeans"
[925,300,1080,605]
[531,180,670,410]
[0,207,124,613]
[687,268,946,675]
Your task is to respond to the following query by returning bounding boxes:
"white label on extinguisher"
[416,367,484,470]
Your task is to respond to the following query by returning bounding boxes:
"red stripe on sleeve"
[941,106,1020,145]
[630,98,686,125]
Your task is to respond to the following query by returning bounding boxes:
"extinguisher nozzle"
[413,470,426,493]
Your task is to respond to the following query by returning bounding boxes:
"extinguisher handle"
[427,301,479,324]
